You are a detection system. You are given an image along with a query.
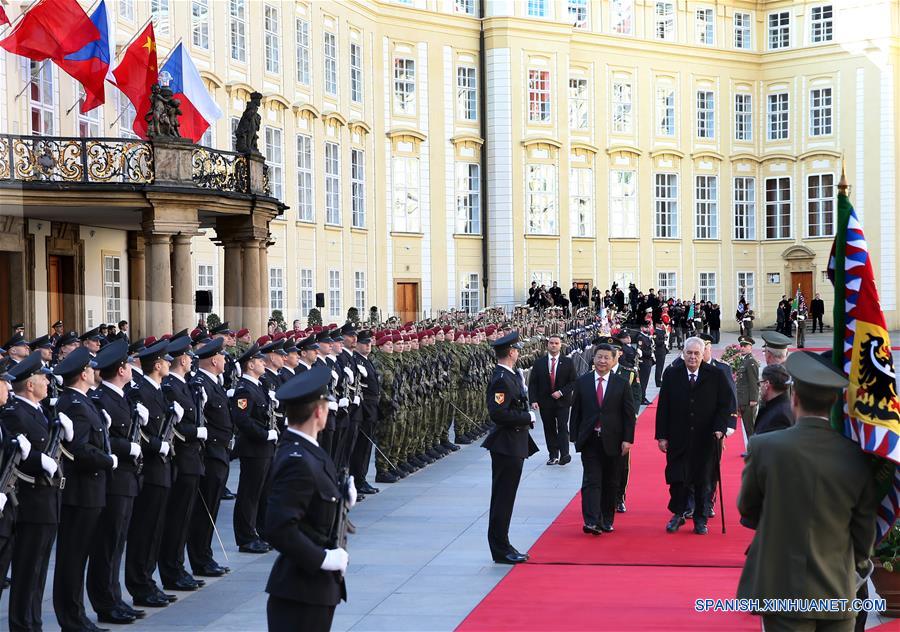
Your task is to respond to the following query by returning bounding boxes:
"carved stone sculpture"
[234,91,263,155]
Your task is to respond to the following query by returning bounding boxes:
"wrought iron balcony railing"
[191,146,250,194]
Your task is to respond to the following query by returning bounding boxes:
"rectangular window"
[299,268,314,315]
[695,175,718,239]
[611,0,633,35]
[810,87,832,136]
[325,141,341,225]
[657,272,677,301]
[696,8,714,45]
[526,163,558,234]
[296,134,313,222]
[30,61,55,135]
[654,173,678,238]
[296,19,310,85]
[197,264,214,292]
[737,271,755,309]
[568,0,588,29]
[328,270,341,318]
[609,170,638,238]
[77,88,100,137]
[350,42,363,104]
[457,66,477,121]
[455,162,481,234]
[230,0,247,63]
[151,0,169,37]
[765,177,791,239]
[767,92,789,141]
[655,1,675,41]
[733,177,756,240]
[324,32,337,96]
[118,92,137,139]
[528,70,551,123]
[698,272,717,303]
[569,77,589,130]
[734,93,752,141]
[393,57,416,115]
[200,127,213,147]
[570,167,594,237]
[269,267,284,312]
[810,5,833,43]
[264,4,280,74]
[768,11,790,49]
[354,271,366,312]
[734,11,751,49]
[612,81,632,133]
[351,149,365,228]
[461,273,480,314]
[103,255,122,324]
[807,174,834,237]
[656,86,675,136]
[231,117,240,150]
[119,0,135,21]
[455,0,475,15]
[527,0,547,18]
[392,156,420,232]
[191,0,210,50]
[696,90,714,139]
[264,126,283,200]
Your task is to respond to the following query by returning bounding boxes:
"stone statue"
[234,91,263,155]
[146,82,183,140]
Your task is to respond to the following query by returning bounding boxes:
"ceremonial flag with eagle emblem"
[828,174,900,541]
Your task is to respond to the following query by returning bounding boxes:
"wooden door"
[790,271,813,306]
[394,282,419,324]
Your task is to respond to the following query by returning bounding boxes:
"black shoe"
[360,483,380,494]
[666,514,686,533]
[546,457,559,465]
[375,471,400,484]
[418,453,435,465]
[132,594,168,608]
[442,440,460,452]
[97,608,136,624]
[390,467,407,479]
[2,576,9,589]
[600,523,614,533]
[155,590,178,603]
[82,622,111,632]
[455,434,473,445]
[193,563,229,577]
[356,493,366,502]
[119,604,146,619]
[683,508,694,519]
[238,540,270,554]
[162,578,200,591]
[510,549,530,561]
[492,552,527,564]
[582,524,602,536]
[425,448,441,460]
[559,454,572,466]
[693,522,709,535]
[181,572,205,587]
[221,487,236,500]
[641,399,652,405]
[398,461,414,473]
[616,501,626,513]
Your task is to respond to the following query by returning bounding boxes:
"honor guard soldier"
[264,365,353,632]
[483,331,539,564]
[1,333,29,367]
[29,335,54,367]
[187,337,234,577]
[86,340,146,624]
[50,320,64,346]
[0,372,13,601]
[80,327,104,355]
[125,340,179,608]
[160,337,207,592]
[761,330,792,367]
[1,352,60,632]
[231,343,277,553]
[209,322,238,390]
[735,336,760,437]
[350,330,381,496]
[54,330,82,365]
[608,335,641,514]
[53,347,117,632]
[636,324,655,405]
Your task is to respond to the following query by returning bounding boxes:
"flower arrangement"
[720,344,745,375]
[876,523,900,571]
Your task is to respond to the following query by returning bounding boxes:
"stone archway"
[781,244,816,301]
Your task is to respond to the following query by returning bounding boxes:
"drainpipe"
[478,0,489,307]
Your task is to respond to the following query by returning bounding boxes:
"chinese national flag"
[111,22,157,139]
[0,0,99,60]
[0,6,10,28]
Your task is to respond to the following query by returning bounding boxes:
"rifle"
[43,419,67,488]
[159,405,178,461]
[330,467,351,551]
[191,380,208,447]
[128,404,144,474]
[0,439,34,517]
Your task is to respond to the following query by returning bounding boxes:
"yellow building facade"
[1,0,899,334]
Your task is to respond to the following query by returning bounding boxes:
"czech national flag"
[160,43,222,142]
[0,0,99,61]
[55,0,113,113]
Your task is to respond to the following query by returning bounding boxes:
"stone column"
[242,239,261,335]
[127,232,146,340]
[222,240,243,328]
[145,233,173,335]
[171,234,193,330]
[259,239,269,326]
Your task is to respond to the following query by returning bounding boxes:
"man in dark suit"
[655,337,731,535]
[483,331,539,564]
[528,334,576,465]
[810,293,825,333]
[636,324,654,405]
[753,364,794,435]
[570,343,636,534]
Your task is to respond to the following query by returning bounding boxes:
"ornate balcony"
[191,146,251,193]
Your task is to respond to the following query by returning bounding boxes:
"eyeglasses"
[757,380,769,386]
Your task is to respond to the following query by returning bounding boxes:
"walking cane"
[716,436,726,534]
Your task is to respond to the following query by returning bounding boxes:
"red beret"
[144,336,157,346]
[236,328,250,338]
[256,335,271,346]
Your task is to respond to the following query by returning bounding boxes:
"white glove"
[725,427,735,437]
[226,388,235,398]
[196,427,208,440]
[135,402,149,426]
[129,442,141,457]
[268,391,278,403]
[358,365,368,378]
[327,401,338,411]
[49,397,58,408]
[320,547,349,573]
[58,413,74,442]
[338,397,349,408]
[54,374,63,386]
[0,492,6,513]
[528,410,538,424]
[331,370,339,382]
[347,475,358,508]
[267,429,278,441]
[159,441,170,457]
[16,434,31,460]
[343,367,354,382]
[353,395,361,406]
[102,410,112,429]
[172,401,185,422]
[40,453,58,476]
[200,387,208,408]
[110,454,118,470]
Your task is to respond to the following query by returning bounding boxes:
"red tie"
[594,375,604,431]
[550,356,557,391]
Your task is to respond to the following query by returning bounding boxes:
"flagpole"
[113,16,155,64]
[14,59,46,101]
[65,94,85,116]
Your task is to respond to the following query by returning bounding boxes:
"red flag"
[0,6,10,28]
[0,0,100,61]
[111,22,157,139]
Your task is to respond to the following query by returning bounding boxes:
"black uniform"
[265,430,346,632]
[349,351,379,488]
[0,425,16,602]
[54,387,115,631]
[637,332,654,402]
[335,350,361,469]
[653,326,668,387]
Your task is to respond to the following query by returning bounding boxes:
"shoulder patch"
[236,398,248,410]
[494,392,505,405]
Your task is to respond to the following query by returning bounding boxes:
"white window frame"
[461,273,480,314]
[657,272,677,301]
[767,11,790,50]
[733,176,756,240]
[698,272,717,303]
[525,163,558,235]
[295,18,310,85]
[455,162,481,234]
[737,272,755,309]
[350,42,363,104]
[324,31,337,97]
[809,87,832,137]
[264,4,281,74]
[76,87,101,137]
[611,0,634,35]
[655,1,675,41]
[269,267,284,312]
[325,141,341,225]
[151,0,170,37]
[694,175,718,239]
[264,126,283,200]
[765,176,792,239]
[191,0,210,50]
[527,0,547,18]
[807,173,835,238]
[656,86,675,137]
[734,92,753,141]
[568,0,588,29]
[197,263,214,293]
[103,255,122,324]
[696,90,715,139]
[30,61,55,135]
[609,169,638,238]
[229,0,247,63]
[299,268,314,315]
[569,77,589,130]
[393,57,416,116]
[733,11,751,49]
[354,271,366,312]
[654,173,678,238]
[810,5,833,43]
[296,134,314,222]
[455,0,475,15]
[119,0,135,22]
[569,166,594,237]
[528,69,551,124]
[118,91,137,139]
[351,148,365,228]
[392,156,420,233]
[767,92,789,141]
[457,65,477,121]
[328,270,341,318]
[611,81,632,134]
[696,8,714,45]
